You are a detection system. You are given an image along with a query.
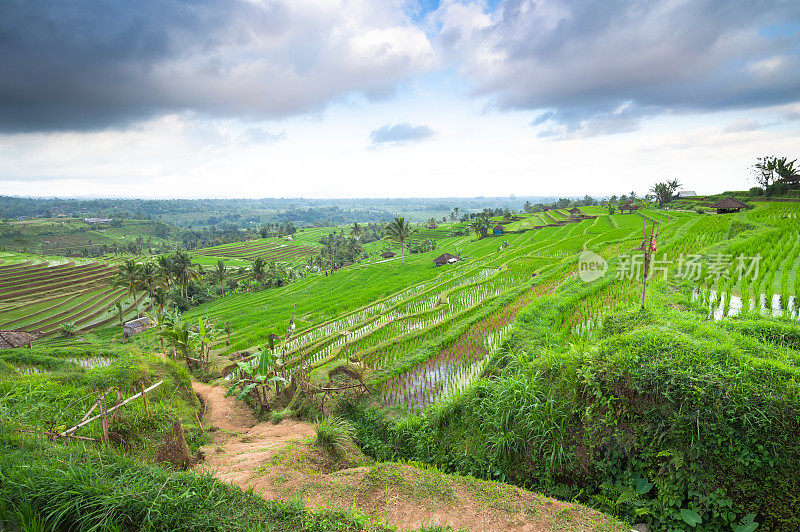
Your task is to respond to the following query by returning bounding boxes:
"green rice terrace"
[1,201,798,531]
[192,227,328,266]
[0,255,146,340]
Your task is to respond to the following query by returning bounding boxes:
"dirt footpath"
[192,382,626,532]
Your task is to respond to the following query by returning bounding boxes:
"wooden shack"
[123,317,154,338]
[433,253,458,266]
[709,197,748,214]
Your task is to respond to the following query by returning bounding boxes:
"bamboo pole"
[100,393,109,445]
[60,380,163,437]
[140,380,150,416]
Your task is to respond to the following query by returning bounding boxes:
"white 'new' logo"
[578,251,608,283]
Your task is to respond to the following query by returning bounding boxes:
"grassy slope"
[4,203,799,530]
[340,204,800,531]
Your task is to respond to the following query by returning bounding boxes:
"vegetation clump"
[314,416,356,457]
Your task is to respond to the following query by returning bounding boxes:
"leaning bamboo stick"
[60,380,163,437]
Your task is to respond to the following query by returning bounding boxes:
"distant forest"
[0,196,563,228]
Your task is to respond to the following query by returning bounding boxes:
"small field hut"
[434,253,458,266]
[123,317,154,338]
[710,197,748,214]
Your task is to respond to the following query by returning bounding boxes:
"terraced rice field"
[195,238,319,265]
[199,209,669,409]
[199,202,800,413]
[0,259,145,338]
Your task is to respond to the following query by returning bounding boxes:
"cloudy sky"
[1,0,799,198]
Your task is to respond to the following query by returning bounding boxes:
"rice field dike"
[1,200,798,531]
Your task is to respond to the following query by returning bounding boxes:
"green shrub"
[269,408,293,424]
[314,416,355,456]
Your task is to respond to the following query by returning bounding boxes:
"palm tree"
[650,179,682,206]
[156,255,173,288]
[386,216,411,265]
[252,257,266,285]
[350,222,362,238]
[139,262,159,312]
[152,287,168,313]
[172,251,195,299]
[471,216,491,239]
[113,300,125,327]
[115,259,142,318]
[215,259,227,296]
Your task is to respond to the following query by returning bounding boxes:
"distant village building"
[123,317,154,338]
[0,330,37,349]
[710,197,748,214]
[675,190,698,198]
[84,217,113,225]
[427,223,438,229]
[433,253,458,266]
[493,225,505,235]
[381,250,396,259]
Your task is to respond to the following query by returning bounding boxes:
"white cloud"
[432,0,800,134]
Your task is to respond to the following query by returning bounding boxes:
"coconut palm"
[471,216,491,239]
[152,287,168,313]
[215,259,227,296]
[115,259,142,318]
[139,261,160,312]
[350,222,362,238]
[386,216,411,265]
[156,255,173,288]
[252,257,266,285]
[172,251,196,299]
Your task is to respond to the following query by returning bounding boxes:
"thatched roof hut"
[434,253,458,266]
[0,330,38,349]
[568,207,582,215]
[619,202,638,214]
[381,250,396,259]
[710,197,748,214]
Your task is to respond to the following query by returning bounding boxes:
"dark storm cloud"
[369,123,435,146]
[435,0,800,135]
[0,0,433,133]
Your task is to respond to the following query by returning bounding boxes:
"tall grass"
[314,416,355,457]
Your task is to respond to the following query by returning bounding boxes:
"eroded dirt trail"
[191,382,625,532]
[192,382,314,489]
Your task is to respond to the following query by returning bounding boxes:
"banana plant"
[225,345,288,411]
[156,320,196,359]
[193,317,220,370]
